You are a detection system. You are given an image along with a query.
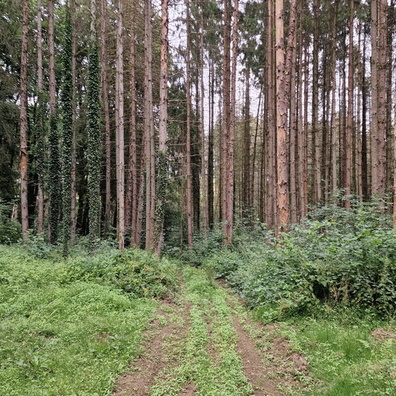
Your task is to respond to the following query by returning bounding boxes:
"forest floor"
[111,267,312,396]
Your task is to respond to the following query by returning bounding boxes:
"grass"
[281,312,396,395]
[150,267,253,396]
[0,245,157,396]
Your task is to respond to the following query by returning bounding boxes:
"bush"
[67,247,180,299]
[201,203,396,318]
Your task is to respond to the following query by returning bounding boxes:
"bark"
[275,0,289,231]
[155,0,168,255]
[71,0,77,243]
[186,0,193,247]
[20,0,29,241]
[266,0,276,229]
[242,67,251,217]
[100,0,112,236]
[36,0,44,235]
[116,0,125,250]
[208,58,214,229]
[345,0,354,209]
[126,1,137,245]
[144,0,156,250]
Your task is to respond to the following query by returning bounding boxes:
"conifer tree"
[48,0,61,243]
[87,0,101,246]
[61,4,73,256]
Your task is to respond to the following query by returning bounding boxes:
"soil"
[112,284,310,396]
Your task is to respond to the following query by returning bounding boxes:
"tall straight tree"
[221,0,232,244]
[345,0,354,209]
[19,0,29,241]
[99,0,112,236]
[275,0,289,231]
[371,0,387,197]
[48,0,61,243]
[61,4,73,256]
[115,0,125,250]
[185,0,193,247]
[144,0,156,250]
[87,0,101,245]
[36,0,45,235]
[156,0,169,255]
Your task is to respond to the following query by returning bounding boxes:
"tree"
[144,0,156,250]
[61,3,74,255]
[87,0,101,246]
[275,0,289,231]
[19,0,29,241]
[48,0,61,244]
[155,0,169,255]
[115,0,125,250]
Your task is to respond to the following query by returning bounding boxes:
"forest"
[1,0,396,394]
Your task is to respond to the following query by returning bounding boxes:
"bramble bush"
[202,202,396,319]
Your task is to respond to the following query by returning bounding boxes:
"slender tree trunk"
[48,0,61,243]
[20,0,29,241]
[242,67,251,218]
[186,0,193,247]
[266,0,276,229]
[116,0,125,250]
[312,0,320,205]
[100,0,112,236]
[208,57,214,229]
[36,0,44,235]
[345,0,354,209]
[144,0,156,250]
[70,0,77,243]
[156,0,168,255]
[126,0,136,242]
[285,0,297,224]
[61,4,73,256]
[199,15,208,234]
[275,0,289,231]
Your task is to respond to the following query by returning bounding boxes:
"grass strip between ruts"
[150,267,253,396]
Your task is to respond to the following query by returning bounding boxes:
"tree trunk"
[275,0,289,231]
[116,0,125,250]
[156,0,168,256]
[100,0,112,236]
[186,0,193,247]
[48,0,61,243]
[20,0,29,241]
[144,0,156,250]
[345,0,354,209]
[36,0,44,235]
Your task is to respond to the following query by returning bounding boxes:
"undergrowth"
[0,244,178,395]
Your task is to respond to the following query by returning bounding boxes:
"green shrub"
[199,203,396,318]
[67,247,180,298]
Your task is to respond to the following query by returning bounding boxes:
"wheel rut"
[112,269,310,395]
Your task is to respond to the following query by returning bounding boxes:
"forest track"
[112,268,310,396]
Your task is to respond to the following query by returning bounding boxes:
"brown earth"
[112,284,310,395]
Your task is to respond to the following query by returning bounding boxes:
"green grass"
[150,267,253,396]
[0,245,157,396]
[282,312,396,395]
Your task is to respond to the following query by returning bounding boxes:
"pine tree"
[87,0,101,246]
[61,4,73,256]
[48,0,61,244]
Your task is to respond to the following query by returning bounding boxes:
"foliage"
[87,38,101,245]
[61,6,74,257]
[48,114,61,243]
[0,244,185,395]
[67,245,180,299]
[0,202,21,244]
[200,204,396,318]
